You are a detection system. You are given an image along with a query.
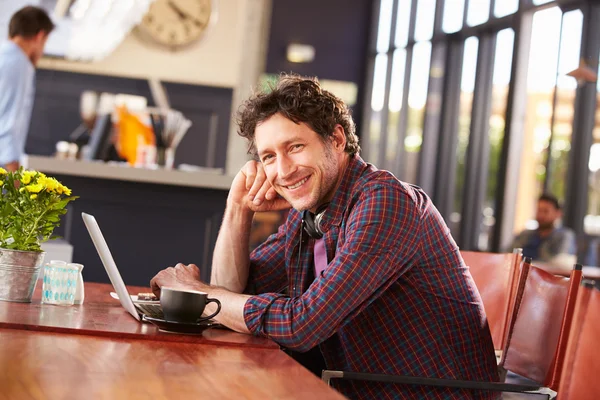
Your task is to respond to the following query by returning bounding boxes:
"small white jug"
[68,263,85,304]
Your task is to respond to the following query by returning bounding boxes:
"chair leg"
[498,366,507,382]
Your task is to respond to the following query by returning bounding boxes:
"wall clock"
[136,0,216,50]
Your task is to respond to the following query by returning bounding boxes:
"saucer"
[143,316,220,334]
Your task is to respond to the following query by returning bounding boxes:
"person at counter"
[0,6,54,171]
[151,75,499,399]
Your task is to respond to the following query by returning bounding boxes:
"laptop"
[82,212,165,322]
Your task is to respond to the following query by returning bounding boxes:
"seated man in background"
[151,75,499,399]
[512,193,576,275]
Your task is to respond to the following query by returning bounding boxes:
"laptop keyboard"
[136,303,164,319]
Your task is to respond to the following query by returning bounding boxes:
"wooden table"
[0,282,347,399]
[0,328,346,400]
[0,282,278,349]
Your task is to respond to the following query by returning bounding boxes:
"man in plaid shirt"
[151,75,499,399]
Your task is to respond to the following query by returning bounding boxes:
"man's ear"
[330,124,346,152]
[35,31,45,42]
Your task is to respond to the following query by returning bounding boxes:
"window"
[514,6,563,233]
[414,0,436,41]
[450,36,479,239]
[480,28,515,250]
[363,0,597,251]
[546,10,583,199]
[442,0,464,33]
[467,0,490,26]
[585,52,600,236]
[403,41,432,183]
[494,0,518,18]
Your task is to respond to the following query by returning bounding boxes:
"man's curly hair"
[237,74,360,158]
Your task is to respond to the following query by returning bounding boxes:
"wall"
[29,0,276,174]
[38,0,247,88]
[266,0,372,84]
[265,0,373,128]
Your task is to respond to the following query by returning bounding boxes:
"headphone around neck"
[302,203,329,239]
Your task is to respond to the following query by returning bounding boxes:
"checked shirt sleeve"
[244,183,422,352]
[245,222,288,295]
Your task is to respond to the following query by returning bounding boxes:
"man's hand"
[150,263,208,298]
[229,160,291,212]
[4,161,18,172]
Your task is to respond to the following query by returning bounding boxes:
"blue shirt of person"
[0,40,36,166]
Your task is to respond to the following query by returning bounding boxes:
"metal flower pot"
[0,248,45,302]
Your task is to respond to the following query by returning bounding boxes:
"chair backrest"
[500,263,583,390]
[557,282,600,400]
[460,249,522,350]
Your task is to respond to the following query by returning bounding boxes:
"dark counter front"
[51,174,228,287]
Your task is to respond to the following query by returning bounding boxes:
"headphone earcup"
[303,210,322,239]
[303,204,330,239]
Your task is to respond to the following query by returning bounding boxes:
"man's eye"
[262,155,273,162]
[292,144,304,150]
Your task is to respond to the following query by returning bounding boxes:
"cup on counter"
[160,287,221,323]
[41,262,79,306]
[156,147,175,169]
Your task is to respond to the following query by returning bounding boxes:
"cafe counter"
[23,155,234,287]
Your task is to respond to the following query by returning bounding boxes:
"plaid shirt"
[244,155,498,399]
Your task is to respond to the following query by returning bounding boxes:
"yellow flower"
[0,167,6,175]
[21,170,37,185]
[61,185,72,196]
[25,183,44,193]
[30,194,37,200]
[38,176,59,192]
[0,180,3,187]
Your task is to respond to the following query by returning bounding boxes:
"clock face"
[137,0,215,49]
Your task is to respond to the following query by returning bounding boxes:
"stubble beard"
[287,145,339,212]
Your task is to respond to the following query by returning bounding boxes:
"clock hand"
[167,0,187,20]
[167,0,205,28]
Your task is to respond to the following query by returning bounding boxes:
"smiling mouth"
[285,176,309,190]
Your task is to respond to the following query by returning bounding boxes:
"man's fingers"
[252,180,273,206]
[264,186,278,201]
[150,277,161,298]
[244,161,258,190]
[185,263,199,272]
[248,164,268,201]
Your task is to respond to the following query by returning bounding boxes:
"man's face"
[30,31,49,66]
[536,200,560,230]
[255,113,345,212]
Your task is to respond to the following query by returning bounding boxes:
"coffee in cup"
[160,287,221,323]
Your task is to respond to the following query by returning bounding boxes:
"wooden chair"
[499,262,583,392]
[461,249,523,351]
[322,261,583,398]
[556,282,600,400]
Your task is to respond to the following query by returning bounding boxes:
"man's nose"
[277,156,295,179]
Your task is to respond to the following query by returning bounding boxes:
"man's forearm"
[210,202,255,293]
[202,286,252,334]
